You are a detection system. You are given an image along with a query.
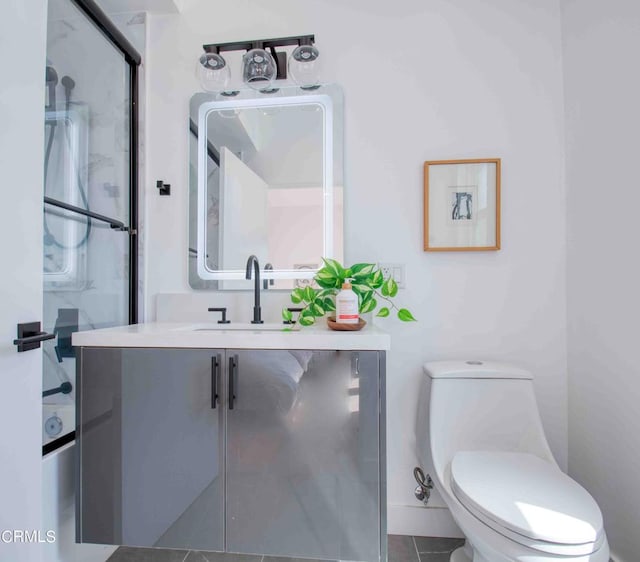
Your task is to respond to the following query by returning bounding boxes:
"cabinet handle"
[228,355,237,410]
[211,355,220,408]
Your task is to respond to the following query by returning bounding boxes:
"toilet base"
[450,545,471,562]
[450,541,491,562]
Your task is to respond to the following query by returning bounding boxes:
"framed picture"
[423,158,501,251]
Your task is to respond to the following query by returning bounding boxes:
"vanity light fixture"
[199,34,320,92]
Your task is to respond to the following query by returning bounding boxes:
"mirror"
[189,84,344,290]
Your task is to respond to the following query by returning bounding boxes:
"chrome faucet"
[263,262,275,290]
[245,255,264,324]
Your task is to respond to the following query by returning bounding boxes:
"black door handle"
[13,322,55,352]
[211,355,220,408]
[228,355,237,410]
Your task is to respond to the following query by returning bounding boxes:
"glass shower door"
[42,0,137,452]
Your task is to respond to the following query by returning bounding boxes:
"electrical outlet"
[378,263,406,289]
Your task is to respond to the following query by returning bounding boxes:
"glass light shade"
[242,48,276,90]
[288,45,321,88]
[197,53,230,92]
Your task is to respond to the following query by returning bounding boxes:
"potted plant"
[283,259,416,327]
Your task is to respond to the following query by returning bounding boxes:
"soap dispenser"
[336,281,359,324]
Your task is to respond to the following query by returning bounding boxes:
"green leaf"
[311,302,325,317]
[298,315,315,327]
[282,308,293,322]
[370,269,384,289]
[315,269,337,288]
[322,258,346,279]
[397,308,417,322]
[303,286,316,302]
[350,263,376,278]
[315,276,337,289]
[322,297,336,312]
[317,288,337,298]
[298,308,316,327]
[360,297,377,314]
[291,288,304,304]
[358,291,373,312]
[376,307,390,317]
[381,280,389,297]
[382,277,398,298]
[388,278,398,297]
[352,283,373,296]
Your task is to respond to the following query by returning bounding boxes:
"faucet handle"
[208,307,230,324]
[283,307,304,325]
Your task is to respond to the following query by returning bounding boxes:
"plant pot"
[326,316,367,331]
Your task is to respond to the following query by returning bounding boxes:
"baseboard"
[387,504,464,538]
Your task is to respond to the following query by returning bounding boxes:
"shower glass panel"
[42,0,137,452]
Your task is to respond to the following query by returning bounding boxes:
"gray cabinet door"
[77,348,225,551]
[225,350,383,562]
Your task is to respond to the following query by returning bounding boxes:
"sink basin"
[176,323,298,332]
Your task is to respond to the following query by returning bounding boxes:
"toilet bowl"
[416,360,609,562]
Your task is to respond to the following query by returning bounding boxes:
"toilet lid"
[451,451,603,546]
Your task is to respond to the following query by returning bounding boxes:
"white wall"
[144,0,568,535]
[562,2,640,560]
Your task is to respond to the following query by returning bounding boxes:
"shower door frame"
[42,0,141,455]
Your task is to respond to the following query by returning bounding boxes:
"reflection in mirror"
[189,85,343,290]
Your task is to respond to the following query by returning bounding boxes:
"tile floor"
[107,536,465,562]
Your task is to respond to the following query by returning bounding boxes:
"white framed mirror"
[188,84,344,290]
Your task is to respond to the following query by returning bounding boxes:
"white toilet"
[416,360,609,562]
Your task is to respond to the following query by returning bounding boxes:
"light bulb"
[288,45,321,89]
[242,49,276,90]
[197,52,230,92]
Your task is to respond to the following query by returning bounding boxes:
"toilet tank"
[416,361,556,484]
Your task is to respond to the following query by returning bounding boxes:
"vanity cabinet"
[76,347,386,562]
[76,348,225,551]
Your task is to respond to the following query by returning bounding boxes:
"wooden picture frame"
[423,158,501,251]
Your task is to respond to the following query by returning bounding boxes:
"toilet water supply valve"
[414,467,434,505]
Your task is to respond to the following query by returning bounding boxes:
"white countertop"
[72,322,390,351]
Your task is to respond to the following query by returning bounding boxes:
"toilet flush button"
[466,360,483,365]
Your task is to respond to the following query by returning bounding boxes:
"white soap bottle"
[336,281,359,324]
